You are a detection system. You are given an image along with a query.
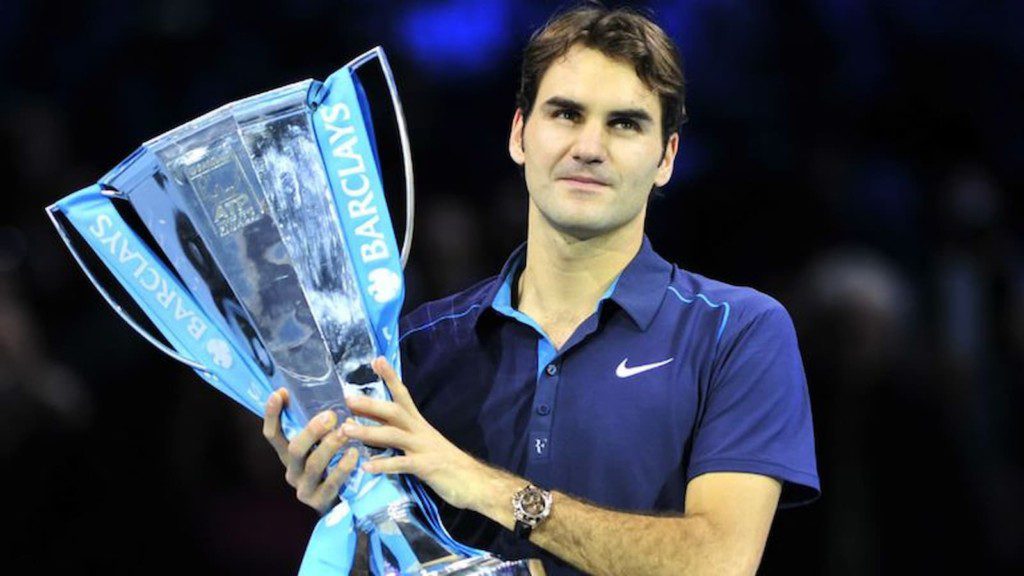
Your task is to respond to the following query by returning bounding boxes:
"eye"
[610,117,641,132]
[552,108,582,122]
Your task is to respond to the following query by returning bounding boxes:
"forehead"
[535,44,661,117]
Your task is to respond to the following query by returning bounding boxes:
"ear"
[654,132,679,187]
[509,108,526,166]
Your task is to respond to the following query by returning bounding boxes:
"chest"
[543,331,700,471]
[415,315,710,509]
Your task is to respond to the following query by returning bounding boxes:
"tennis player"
[263,4,819,574]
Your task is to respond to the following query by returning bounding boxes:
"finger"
[261,389,289,463]
[285,410,337,485]
[342,420,410,451]
[346,394,405,426]
[371,357,415,410]
[297,427,349,498]
[315,447,360,505]
[362,455,413,476]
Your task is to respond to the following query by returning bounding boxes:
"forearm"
[468,465,759,576]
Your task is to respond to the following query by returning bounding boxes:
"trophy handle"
[347,46,415,270]
[45,203,212,374]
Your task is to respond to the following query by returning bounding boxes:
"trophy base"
[418,555,537,575]
[357,500,542,576]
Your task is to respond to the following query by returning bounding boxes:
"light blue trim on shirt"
[667,286,731,343]
[398,253,622,379]
[492,272,557,377]
[492,254,620,378]
[398,303,483,343]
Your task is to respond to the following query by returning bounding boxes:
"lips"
[559,174,609,187]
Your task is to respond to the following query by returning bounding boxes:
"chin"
[532,194,640,240]
[547,213,620,240]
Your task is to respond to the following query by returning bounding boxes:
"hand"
[342,357,488,511]
[262,388,360,515]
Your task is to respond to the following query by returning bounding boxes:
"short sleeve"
[688,300,820,507]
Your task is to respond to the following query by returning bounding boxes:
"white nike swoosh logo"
[616,357,674,378]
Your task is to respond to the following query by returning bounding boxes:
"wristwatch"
[512,484,552,540]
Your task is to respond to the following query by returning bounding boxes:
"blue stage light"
[399,0,513,74]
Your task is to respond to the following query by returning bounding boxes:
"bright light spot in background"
[399,0,513,74]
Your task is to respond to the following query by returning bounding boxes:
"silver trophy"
[47,48,537,576]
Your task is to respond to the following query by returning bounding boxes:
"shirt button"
[545,363,558,376]
[537,404,551,416]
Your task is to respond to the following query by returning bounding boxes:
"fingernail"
[317,411,335,427]
[333,428,346,441]
[341,422,356,435]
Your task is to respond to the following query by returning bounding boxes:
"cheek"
[620,148,663,187]
[523,123,569,165]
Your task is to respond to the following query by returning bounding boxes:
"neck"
[516,203,643,329]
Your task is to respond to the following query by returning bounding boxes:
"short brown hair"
[516,2,687,143]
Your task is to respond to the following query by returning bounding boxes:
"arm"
[345,357,782,576]
[466,466,779,576]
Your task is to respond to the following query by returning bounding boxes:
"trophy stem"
[356,499,457,574]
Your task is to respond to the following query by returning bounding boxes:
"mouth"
[559,175,610,189]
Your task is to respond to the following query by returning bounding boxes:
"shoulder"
[398,276,499,394]
[665,266,793,346]
[399,275,498,343]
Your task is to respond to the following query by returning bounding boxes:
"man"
[263,4,818,575]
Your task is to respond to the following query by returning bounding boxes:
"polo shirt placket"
[489,260,620,484]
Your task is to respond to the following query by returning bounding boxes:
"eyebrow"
[541,96,655,125]
[542,96,585,111]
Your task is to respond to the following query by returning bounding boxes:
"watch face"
[522,490,546,516]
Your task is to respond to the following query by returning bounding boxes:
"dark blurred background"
[1,0,1022,573]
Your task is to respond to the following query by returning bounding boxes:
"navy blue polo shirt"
[398,237,819,574]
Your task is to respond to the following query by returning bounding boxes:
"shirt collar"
[478,235,672,332]
[607,235,674,331]
[490,244,527,317]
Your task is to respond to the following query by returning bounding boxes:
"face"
[509,44,678,240]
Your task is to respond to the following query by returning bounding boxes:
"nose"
[570,120,607,165]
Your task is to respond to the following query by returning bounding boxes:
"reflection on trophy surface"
[153,83,384,431]
[47,48,538,575]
